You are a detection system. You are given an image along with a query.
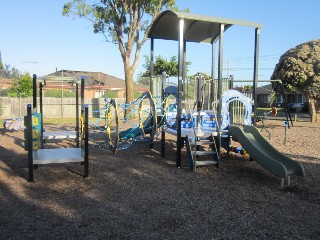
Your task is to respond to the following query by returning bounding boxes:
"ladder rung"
[190,140,213,146]
[192,151,216,156]
[195,160,218,166]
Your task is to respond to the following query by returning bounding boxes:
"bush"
[101,90,118,98]
[8,73,33,98]
[0,89,8,97]
[44,89,76,98]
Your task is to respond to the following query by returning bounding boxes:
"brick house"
[233,84,307,108]
[46,70,148,98]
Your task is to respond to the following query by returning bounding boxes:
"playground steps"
[186,137,219,171]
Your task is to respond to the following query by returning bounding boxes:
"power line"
[189,53,281,69]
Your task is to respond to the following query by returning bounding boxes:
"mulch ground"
[0,120,319,239]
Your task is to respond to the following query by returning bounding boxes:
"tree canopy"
[271,39,320,122]
[8,73,33,98]
[63,0,177,105]
[137,55,191,85]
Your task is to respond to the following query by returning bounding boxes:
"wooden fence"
[0,97,126,118]
[1,94,253,126]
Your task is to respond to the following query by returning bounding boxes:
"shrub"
[44,89,76,98]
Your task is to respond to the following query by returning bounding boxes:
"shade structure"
[148,10,262,168]
[148,10,263,43]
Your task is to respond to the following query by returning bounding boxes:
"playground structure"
[146,10,304,185]
[32,74,85,148]
[148,10,263,168]
[24,102,89,182]
[23,74,89,182]
[89,91,157,152]
[3,117,24,130]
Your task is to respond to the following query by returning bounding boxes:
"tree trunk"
[123,62,134,118]
[308,98,320,123]
[124,64,134,104]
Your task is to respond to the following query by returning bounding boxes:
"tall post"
[216,23,225,163]
[217,24,224,126]
[39,81,44,148]
[161,71,166,158]
[230,75,234,89]
[150,38,154,95]
[81,76,85,110]
[182,40,187,98]
[27,104,33,182]
[84,104,89,177]
[252,28,260,124]
[76,78,79,147]
[176,18,184,168]
[211,42,216,109]
[32,74,37,111]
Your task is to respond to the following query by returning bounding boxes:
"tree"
[271,39,320,123]
[137,55,190,85]
[44,89,77,98]
[63,0,176,106]
[8,73,33,98]
[0,51,4,74]
[101,89,118,98]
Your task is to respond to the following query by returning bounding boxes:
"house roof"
[232,84,274,95]
[256,84,274,94]
[148,10,263,43]
[46,70,148,90]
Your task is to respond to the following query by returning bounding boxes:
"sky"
[1,0,319,84]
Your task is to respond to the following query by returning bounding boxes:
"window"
[276,94,283,103]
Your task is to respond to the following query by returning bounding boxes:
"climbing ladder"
[185,134,219,171]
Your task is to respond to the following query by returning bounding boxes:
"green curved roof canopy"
[148,10,263,43]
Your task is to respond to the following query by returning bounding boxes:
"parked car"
[287,103,305,112]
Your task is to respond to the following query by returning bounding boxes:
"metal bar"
[84,104,89,177]
[32,74,37,110]
[217,24,224,124]
[76,81,79,148]
[182,40,186,97]
[232,79,282,83]
[176,18,184,168]
[252,28,261,124]
[211,43,216,109]
[81,76,85,109]
[230,75,234,89]
[27,104,33,182]
[279,82,293,128]
[39,82,44,148]
[161,72,166,158]
[150,38,154,95]
[44,76,75,82]
[217,24,225,162]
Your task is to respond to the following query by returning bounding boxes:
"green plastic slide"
[228,125,305,180]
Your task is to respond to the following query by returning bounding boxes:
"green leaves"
[271,39,320,98]
[8,73,33,98]
[271,39,320,122]
[63,0,178,104]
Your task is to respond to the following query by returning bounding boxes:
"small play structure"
[24,103,89,182]
[32,74,85,148]
[24,74,89,182]
[89,91,157,152]
[146,10,304,186]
